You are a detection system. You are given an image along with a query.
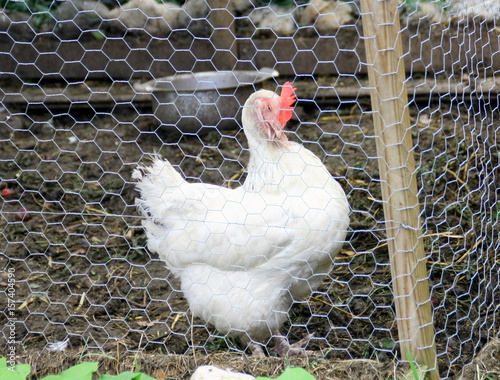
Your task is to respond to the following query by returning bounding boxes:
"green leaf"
[99,372,159,380]
[0,357,32,380]
[39,362,99,380]
[256,368,316,380]
[91,31,106,40]
[380,338,397,349]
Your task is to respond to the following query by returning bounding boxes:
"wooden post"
[359,0,439,378]
[207,0,238,70]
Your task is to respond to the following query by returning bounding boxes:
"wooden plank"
[238,28,365,75]
[2,75,499,110]
[0,34,217,80]
[1,20,499,81]
[208,0,238,70]
[1,20,499,80]
[406,18,500,76]
[360,0,438,378]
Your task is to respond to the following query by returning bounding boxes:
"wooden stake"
[359,0,439,378]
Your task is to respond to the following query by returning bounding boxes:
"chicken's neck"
[244,142,296,193]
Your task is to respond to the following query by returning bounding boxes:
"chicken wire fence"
[1,0,499,379]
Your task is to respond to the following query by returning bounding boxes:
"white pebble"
[190,365,255,380]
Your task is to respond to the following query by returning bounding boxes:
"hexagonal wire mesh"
[0,0,499,379]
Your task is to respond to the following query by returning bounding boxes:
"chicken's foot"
[248,342,267,357]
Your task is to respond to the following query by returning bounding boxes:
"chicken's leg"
[270,332,316,357]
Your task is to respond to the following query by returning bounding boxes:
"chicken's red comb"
[277,81,296,126]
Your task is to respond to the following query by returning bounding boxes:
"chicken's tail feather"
[133,157,184,219]
[133,157,184,185]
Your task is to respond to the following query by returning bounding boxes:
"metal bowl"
[134,68,279,133]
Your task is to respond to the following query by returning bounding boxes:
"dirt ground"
[1,89,499,379]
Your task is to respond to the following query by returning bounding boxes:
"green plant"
[256,367,316,380]
[0,359,159,380]
[0,0,53,13]
[402,0,450,13]
[0,358,31,380]
[481,375,496,380]
[0,0,56,28]
[403,349,429,380]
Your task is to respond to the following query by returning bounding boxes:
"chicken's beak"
[254,97,290,150]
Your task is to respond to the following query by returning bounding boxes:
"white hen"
[133,82,349,355]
